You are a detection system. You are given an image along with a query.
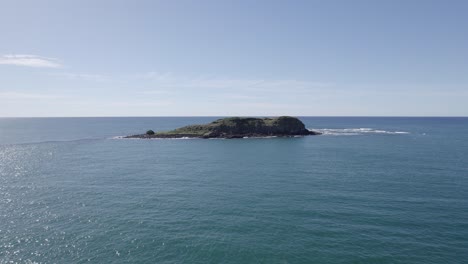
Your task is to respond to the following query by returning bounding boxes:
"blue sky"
[1,0,467,117]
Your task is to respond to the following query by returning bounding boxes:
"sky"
[1,0,467,117]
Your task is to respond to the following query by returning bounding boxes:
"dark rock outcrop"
[125,116,321,139]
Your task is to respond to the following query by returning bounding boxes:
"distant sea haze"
[1,117,467,263]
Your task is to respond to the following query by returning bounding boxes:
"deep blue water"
[1,117,467,263]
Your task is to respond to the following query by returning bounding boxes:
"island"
[125,116,321,139]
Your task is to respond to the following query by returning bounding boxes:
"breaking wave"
[310,128,410,136]
[111,136,196,140]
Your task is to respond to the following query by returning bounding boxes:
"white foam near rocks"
[310,128,409,136]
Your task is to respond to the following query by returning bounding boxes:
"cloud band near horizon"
[0,54,62,68]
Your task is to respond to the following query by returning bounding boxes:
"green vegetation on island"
[126,116,321,139]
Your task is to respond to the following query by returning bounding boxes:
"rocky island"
[125,116,321,139]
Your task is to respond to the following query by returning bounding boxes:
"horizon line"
[1,115,467,118]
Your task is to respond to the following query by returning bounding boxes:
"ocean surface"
[1,117,467,263]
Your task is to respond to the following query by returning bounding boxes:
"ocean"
[1,117,467,263]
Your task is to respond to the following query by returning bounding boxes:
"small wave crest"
[310,128,409,136]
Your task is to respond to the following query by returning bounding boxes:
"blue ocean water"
[1,117,467,263]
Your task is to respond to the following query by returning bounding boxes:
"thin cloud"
[50,72,108,81]
[104,101,174,107]
[221,94,261,100]
[0,92,66,99]
[133,71,334,92]
[140,90,173,95]
[0,54,62,68]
